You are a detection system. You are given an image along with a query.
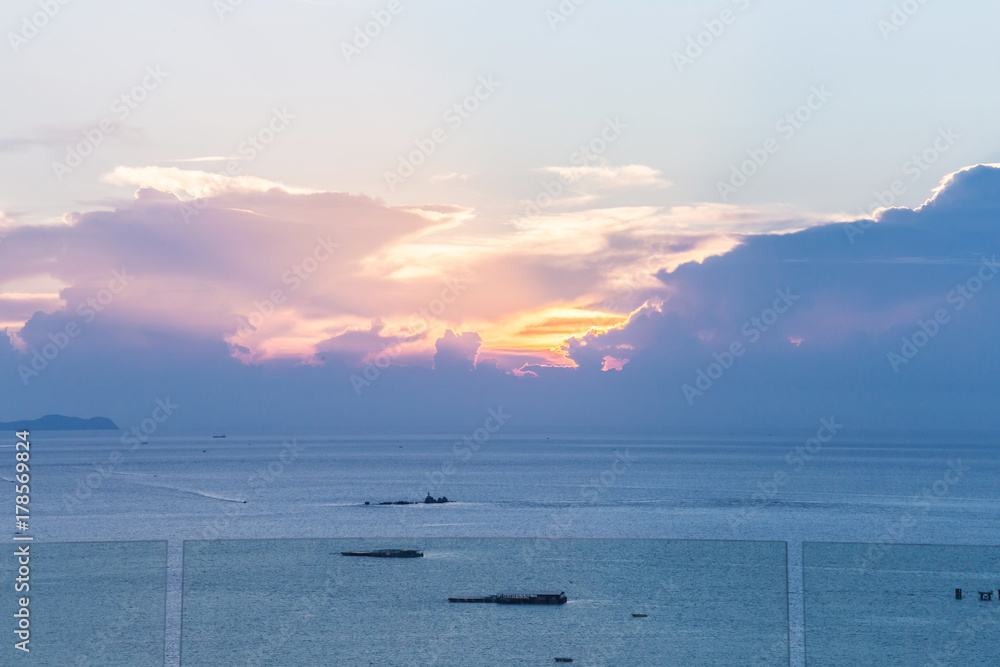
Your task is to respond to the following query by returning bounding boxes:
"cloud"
[0,136,70,153]
[0,126,145,153]
[166,156,246,163]
[103,166,320,198]
[434,330,482,372]
[2,164,999,433]
[0,292,64,330]
[0,170,737,369]
[429,172,471,183]
[556,163,1000,425]
[314,319,427,367]
[601,355,628,371]
[0,183,451,361]
[538,162,672,190]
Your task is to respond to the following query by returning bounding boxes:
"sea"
[2,431,998,665]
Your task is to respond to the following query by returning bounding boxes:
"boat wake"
[415,523,476,527]
[117,476,247,503]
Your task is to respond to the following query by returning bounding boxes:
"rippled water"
[20,432,997,544]
[1,541,166,666]
[4,430,998,665]
[181,538,787,666]
[804,542,1000,666]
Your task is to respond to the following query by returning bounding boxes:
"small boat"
[340,549,423,558]
[212,435,226,439]
[632,613,648,618]
[555,659,573,663]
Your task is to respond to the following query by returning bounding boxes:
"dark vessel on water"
[448,591,567,605]
[340,549,423,558]
[369,494,450,505]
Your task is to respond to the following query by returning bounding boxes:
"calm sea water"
[803,543,1000,666]
[181,538,787,666]
[2,431,998,665]
[0,541,167,666]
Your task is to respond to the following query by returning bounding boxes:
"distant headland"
[0,415,119,431]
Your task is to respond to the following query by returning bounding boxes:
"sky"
[2,1,999,432]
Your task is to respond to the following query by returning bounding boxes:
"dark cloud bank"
[3,165,1000,434]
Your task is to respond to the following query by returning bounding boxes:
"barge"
[448,591,567,605]
[340,549,423,558]
[370,494,450,505]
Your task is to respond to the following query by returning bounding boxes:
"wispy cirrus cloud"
[103,165,321,199]
[429,172,471,183]
[166,156,246,163]
[538,162,672,191]
[0,126,145,153]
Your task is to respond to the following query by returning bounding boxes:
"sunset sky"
[2,1,1000,431]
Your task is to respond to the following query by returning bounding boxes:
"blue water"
[803,543,1000,666]
[30,433,1000,543]
[0,541,167,666]
[181,538,787,666]
[4,431,999,665]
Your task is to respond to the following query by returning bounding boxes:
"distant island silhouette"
[0,415,119,431]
